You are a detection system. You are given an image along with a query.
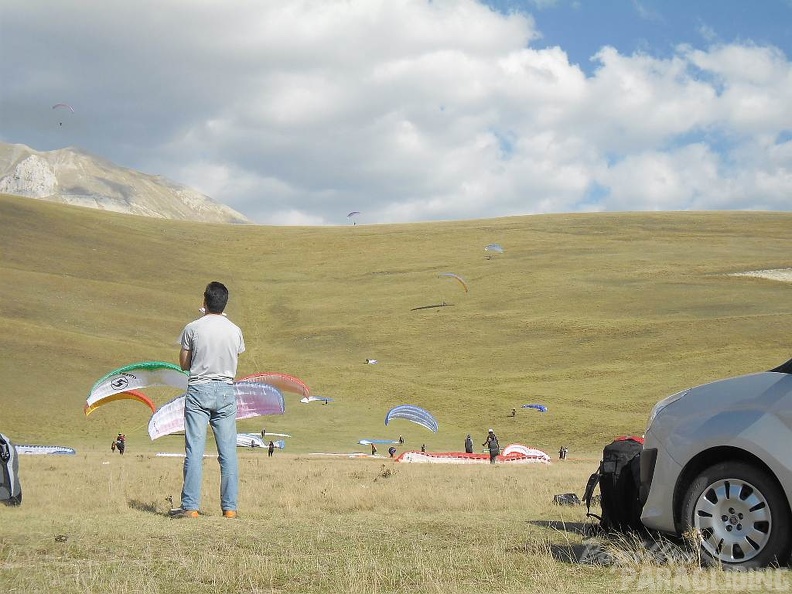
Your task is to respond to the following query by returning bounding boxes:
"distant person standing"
[483,429,500,464]
[111,433,125,455]
[371,443,378,456]
[176,281,245,519]
[268,440,275,457]
[464,434,474,454]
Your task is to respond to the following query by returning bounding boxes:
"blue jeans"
[181,381,238,512]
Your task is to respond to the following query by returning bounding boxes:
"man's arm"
[179,347,192,372]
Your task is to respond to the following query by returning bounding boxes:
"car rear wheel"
[681,461,792,568]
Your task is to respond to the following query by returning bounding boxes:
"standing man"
[464,434,474,454]
[483,429,500,464]
[176,281,245,519]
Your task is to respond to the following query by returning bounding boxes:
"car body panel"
[640,435,682,532]
[641,369,792,535]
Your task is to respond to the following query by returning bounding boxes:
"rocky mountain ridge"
[0,142,250,224]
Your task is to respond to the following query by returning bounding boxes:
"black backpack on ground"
[0,432,22,506]
[583,436,643,532]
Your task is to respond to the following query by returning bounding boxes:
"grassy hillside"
[1,193,790,456]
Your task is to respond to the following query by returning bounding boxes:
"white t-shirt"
[179,314,245,384]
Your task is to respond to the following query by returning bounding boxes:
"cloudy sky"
[1,0,791,225]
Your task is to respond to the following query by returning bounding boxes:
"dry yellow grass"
[1,194,791,592]
[2,454,788,593]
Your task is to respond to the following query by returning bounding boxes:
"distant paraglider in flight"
[438,272,468,293]
[410,303,453,311]
[52,103,75,126]
[385,404,439,433]
[484,243,504,257]
[347,211,360,225]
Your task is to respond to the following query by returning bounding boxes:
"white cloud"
[1,0,790,224]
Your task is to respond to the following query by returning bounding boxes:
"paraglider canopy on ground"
[237,434,285,449]
[301,395,333,404]
[15,445,76,455]
[522,404,548,412]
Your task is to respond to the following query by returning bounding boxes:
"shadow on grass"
[127,498,163,515]
[530,519,593,536]
[527,520,694,566]
[526,520,605,564]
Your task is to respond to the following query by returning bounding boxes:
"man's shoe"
[170,509,199,518]
[223,510,238,519]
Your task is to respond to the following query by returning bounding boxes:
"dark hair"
[204,281,229,314]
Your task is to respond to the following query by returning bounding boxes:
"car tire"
[681,461,792,569]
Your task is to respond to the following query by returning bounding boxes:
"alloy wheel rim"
[693,477,772,563]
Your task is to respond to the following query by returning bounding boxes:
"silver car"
[640,359,792,568]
